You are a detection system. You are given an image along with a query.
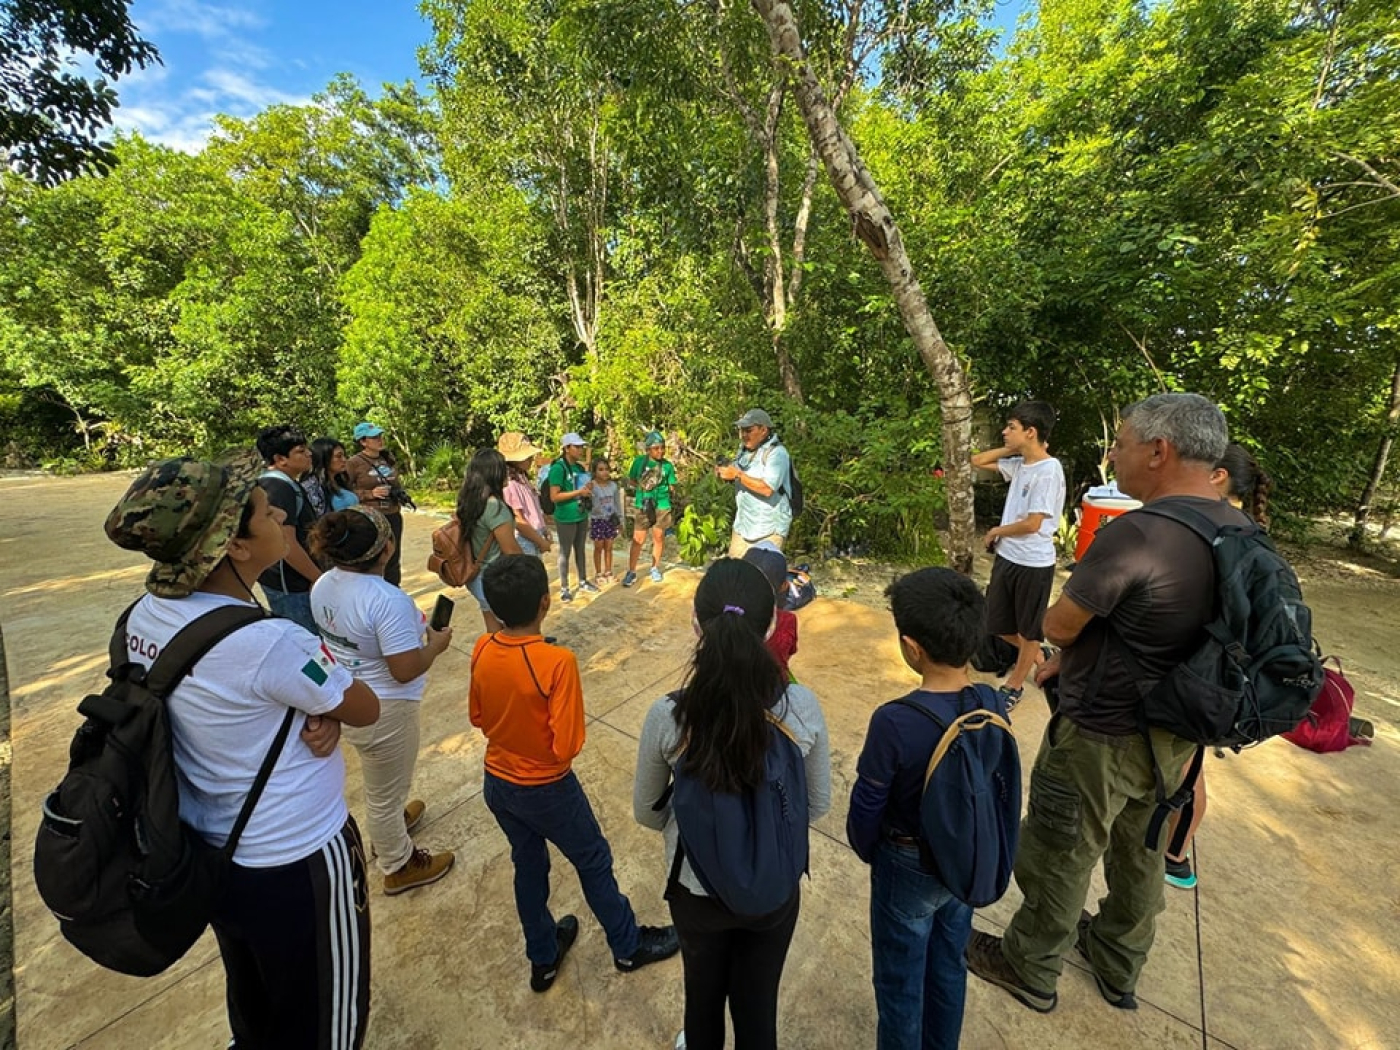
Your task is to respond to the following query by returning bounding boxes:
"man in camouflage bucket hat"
[104,450,381,1047]
[106,450,264,597]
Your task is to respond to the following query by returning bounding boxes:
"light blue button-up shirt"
[732,437,793,540]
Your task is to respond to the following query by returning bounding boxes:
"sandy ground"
[2,471,1399,1050]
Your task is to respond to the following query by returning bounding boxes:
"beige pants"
[343,697,421,874]
[728,532,786,560]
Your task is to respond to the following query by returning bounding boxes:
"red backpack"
[1281,657,1370,754]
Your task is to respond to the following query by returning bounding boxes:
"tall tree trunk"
[1349,355,1400,549]
[749,0,976,572]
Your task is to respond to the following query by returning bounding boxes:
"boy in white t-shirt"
[970,400,1067,705]
[105,451,380,1048]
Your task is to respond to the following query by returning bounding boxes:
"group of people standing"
[91,392,1277,1050]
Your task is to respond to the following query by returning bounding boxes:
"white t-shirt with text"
[996,456,1066,568]
[126,591,355,867]
[312,569,428,702]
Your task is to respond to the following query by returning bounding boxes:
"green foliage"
[676,506,729,566]
[0,0,160,184]
[2,0,1398,554]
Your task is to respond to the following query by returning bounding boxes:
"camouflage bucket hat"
[104,450,264,598]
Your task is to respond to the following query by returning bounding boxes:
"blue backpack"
[895,684,1021,908]
[667,705,809,916]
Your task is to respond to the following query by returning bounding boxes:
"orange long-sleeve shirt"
[468,633,586,785]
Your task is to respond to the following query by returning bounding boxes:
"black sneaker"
[965,930,1057,1012]
[1075,912,1138,1010]
[614,924,680,972]
[530,915,580,992]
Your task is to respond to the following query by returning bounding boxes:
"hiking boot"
[403,799,425,834]
[649,567,664,583]
[384,847,455,895]
[1076,912,1139,1010]
[560,587,573,603]
[965,930,1057,1013]
[622,570,638,587]
[1165,854,1197,890]
[614,924,680,972]
[530,915,580,993]
[579,579,600,593]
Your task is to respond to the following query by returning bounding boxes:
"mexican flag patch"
[300,643,337,686]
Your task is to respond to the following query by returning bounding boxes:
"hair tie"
[722,604,745,615]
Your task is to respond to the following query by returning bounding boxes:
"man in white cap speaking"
[716,408,794,557]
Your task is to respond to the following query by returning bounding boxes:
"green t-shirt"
[471,496,514,564]
[628,455,678,511]
[547,458,592,524]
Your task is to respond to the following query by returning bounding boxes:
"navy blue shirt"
[846,686,1009,863]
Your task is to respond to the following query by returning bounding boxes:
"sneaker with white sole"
[384,847,455,895]
[622,570,638,587]
[579,579,600,593]
[649,567,663,583]
[560,588,573,603]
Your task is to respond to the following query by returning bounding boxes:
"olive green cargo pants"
[1001,715,1197,994]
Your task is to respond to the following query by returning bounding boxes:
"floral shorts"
[589,517,620,542]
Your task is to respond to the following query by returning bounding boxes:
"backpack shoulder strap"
[222,706,297,858]
[143,605,268,698]
[892,692,951,733]
[107,599,142,669]
[1133,499,1226,546]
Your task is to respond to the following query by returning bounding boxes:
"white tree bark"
[749,0,977,572]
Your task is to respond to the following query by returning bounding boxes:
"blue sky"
[112,0,1032,153]
[112,0,430,151]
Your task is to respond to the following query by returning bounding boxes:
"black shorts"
[985,556,1054,641]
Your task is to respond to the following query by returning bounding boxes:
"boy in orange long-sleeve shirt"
[470,555,679,992]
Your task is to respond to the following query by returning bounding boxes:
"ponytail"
[1217,443,1273,531]
[672,559,785,793]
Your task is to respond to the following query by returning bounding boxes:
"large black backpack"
[895,685,1021,908]
[1100,500,1325,844]
[663,704,810,917]
[33,603,295,976]
[1124,501,1323,748]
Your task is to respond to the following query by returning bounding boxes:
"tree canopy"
[2,0,1398,553]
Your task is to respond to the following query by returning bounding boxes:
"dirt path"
[3,471,1398,1050]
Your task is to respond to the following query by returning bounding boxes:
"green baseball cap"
[104,450,263,598]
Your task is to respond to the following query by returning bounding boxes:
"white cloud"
[110,1,310,153]
[139,0,266,40]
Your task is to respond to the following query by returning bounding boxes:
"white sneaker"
[674,1032,686,1050]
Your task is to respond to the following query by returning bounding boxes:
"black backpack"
[661,704,810,917]
[33,603,295,977]
[1099,500,1324,844]
[895,685,1021,908]
[537,457,565,516]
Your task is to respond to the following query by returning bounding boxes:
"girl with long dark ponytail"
[633,558,832,1050]
[455,448,523,633]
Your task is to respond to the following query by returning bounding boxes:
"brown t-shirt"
[1056,496,1252,736]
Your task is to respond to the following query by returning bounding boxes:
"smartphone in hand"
[430,595,454,632]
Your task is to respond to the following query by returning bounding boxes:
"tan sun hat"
[104,449,263,598]
[497,432,544,463]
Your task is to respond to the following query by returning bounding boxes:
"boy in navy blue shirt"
[848,567,1002,1050]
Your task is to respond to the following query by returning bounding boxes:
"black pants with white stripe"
[213,819,372,1049]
